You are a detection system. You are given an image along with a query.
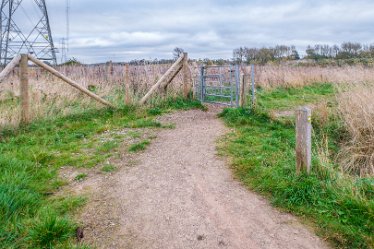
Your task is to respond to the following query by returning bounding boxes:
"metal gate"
[197,65,240,107]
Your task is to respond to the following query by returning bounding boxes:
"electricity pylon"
[0,0,57,65]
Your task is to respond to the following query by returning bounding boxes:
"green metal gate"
[197,65,240,107]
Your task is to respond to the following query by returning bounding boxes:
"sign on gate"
[197,65,240,107]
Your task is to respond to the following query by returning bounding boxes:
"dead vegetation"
[251,64,374,89]
[0,61,200,127]
[336,82,374,176]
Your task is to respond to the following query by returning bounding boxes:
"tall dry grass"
[0,62,202,127]
[1,63,373,124]
[337,82,374,177]
[247,64,374,89]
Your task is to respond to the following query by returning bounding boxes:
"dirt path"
[81,108,329,249]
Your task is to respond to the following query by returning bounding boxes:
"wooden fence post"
[124,64,131,105]
[107,60,113,81]
[296,107,312,174]
[182,52,190,98]
[20,54,30,124]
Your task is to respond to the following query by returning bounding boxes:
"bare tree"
[233,47,246,63]
[173,47,184,59]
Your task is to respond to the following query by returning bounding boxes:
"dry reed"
[2,63,374,125]
[0,62,200,127]
[245,64,374,89]
[337,82,374,176]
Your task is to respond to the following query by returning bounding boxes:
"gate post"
[182,52,191,98]
[235,64,240,107]
[200,66,205,102]
[239,74,245,107]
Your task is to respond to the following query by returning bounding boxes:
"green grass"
[219,83,374,249]
[28,211,76,248]
[256,82,335,111]
[0,96,203,248]
[74,173,88,182]
[147,95,206,115]
[128,140,151,153]
[101,164,116,173]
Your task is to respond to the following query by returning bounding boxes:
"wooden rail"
[0,55,21,83]
[139,53,191,105]
[28,55,114,108]
[0,53,115,125]
[0,52,194,124]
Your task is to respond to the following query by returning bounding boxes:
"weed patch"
[256,82,335,112]
[74,173,88,182]
[128,140,151,153]
[101,164,116,173]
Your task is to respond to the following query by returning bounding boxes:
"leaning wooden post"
[0,55,21,83]
[28,55,115,108]
[296,107,312,175]
[182,52,190,98]
[139,54,184,105]
[20,54,30,124]
[124,64,131,105]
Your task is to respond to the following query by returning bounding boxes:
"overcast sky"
[18,0,374,63]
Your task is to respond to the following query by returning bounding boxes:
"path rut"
[81,108,329,249]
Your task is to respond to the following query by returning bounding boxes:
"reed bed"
[248,64,374,89]
[337,82,374,176]
[2,63,374,128]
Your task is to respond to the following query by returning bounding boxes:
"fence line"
[0,53,194,125]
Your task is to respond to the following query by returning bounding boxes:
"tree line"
[233,42,374,64]
[233,45,300,64]
[305,42,374,60]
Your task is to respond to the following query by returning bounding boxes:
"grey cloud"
[14,0,374,63]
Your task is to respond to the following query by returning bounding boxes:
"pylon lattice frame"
[0,0,57,65]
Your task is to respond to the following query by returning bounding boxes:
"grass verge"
[220,83,374,249]
[256,82,335,112]
[0,96,203,248]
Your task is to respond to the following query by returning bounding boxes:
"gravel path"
[81,108,329,249]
